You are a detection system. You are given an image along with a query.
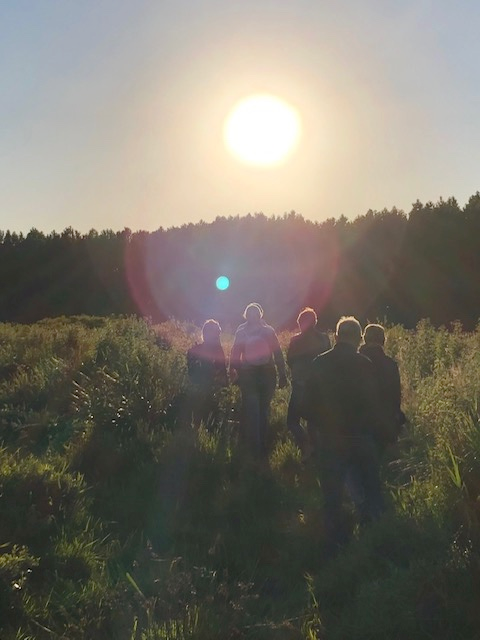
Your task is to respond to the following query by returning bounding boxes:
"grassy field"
[1,315,480,639]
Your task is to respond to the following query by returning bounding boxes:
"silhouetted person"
[359,323,405,450]
[230,303,287,458]
[304,316,387,553]
[186,319,227,429]
[286,307,330,454]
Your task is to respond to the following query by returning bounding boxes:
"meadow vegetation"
[1,315,480,638]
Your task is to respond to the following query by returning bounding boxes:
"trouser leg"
[318,452,350,549]
[350,438,385,524]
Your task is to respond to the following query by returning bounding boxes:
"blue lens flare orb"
[216,276,230,291]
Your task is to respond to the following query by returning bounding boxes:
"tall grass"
[1,315,480,638]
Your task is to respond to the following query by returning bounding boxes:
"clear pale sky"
[1,1,479,234]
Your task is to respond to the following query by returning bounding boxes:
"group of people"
[185,303,405,550]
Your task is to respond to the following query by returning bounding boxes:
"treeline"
[1,192,480,329]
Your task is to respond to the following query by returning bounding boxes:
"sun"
[223,94,301,167]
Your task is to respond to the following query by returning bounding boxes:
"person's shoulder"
[234,322,248,335]
[288,331,302,345]
[357,350,373,362]
[356,350,377,373]
[382,350,397,362]
[308,349,333,382]
[359,343,380,356]
[359,344,386,363]
[260,322,277,337]
[312,346,333,366]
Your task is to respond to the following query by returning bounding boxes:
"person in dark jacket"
[286,307,330,453]
[360,323,405,450]
[230,303,287,457]
[304,316,387,552]
[186,319,228,429]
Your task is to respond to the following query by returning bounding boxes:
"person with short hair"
[186,319,228,429]
[304,315,387,552]
[230,303,287,457]
[286,307,330,453]
[360,323,405,449]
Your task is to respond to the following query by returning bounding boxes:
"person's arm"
[391,360,402,412]
[270,329,287,387]
[214,346,228,387]
[286,337,294,370]
[389,359,405,428]
[229,331,243,383]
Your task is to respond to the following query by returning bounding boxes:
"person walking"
[304,316,387,552]
[186,319,228,429]
[230,303,287,457]
[286,307,330,455]
[360,323,405,451]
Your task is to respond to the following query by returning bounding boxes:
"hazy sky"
[1,1,479,234]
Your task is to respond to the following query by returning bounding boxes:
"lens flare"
[216,276,230,291]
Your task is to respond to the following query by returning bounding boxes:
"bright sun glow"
[224,94,301,167]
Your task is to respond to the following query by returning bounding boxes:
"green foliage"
[1,315,480,639]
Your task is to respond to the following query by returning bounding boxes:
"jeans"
[239,365,276,457]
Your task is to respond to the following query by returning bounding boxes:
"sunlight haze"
[1,1,480,234]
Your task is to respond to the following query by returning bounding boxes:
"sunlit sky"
[1,1,480,234]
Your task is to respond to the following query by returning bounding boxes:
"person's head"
[201,319,221,343]
[243,302,263,323]
[363,323,385,346]
[297,307,317,333]
[335,316,362,348]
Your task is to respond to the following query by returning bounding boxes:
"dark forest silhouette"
[1,192,480,329]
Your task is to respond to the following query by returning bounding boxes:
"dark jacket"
[359,343,404,433]
[287,327,331,384]
[304,342,388,452]
[187,341,227,389]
